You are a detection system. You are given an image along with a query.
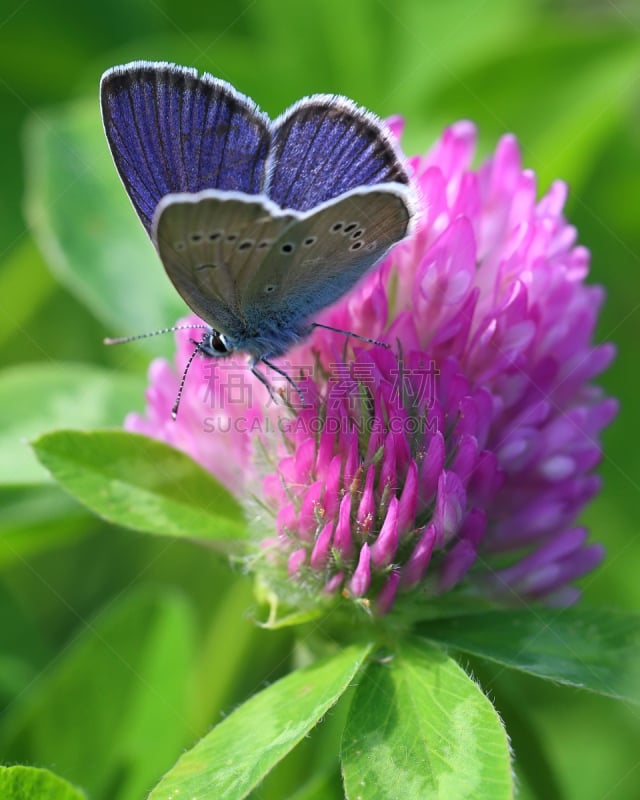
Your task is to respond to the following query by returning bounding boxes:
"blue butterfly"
[101,61,416,414]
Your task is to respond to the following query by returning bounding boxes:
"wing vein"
[125,85,163,208]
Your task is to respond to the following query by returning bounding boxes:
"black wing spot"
[208,231,221,241]
[196,262,220,271]
[174,241,186,251]
[238,240,254,251]
[258,240,272,249]
[330,222,344,233]
[303,236,317,247]
[227,233,238,242]
[344,222,358,233]
[352,229,364,239]
[281,242,295,254]
[365,242,377,252]
[264,284,277,294]
[350,240,364,251]
[189,233,203,243]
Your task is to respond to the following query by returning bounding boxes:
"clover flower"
[126,119,617,616]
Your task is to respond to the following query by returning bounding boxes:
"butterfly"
[100,61,416,415]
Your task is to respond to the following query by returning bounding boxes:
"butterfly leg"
[250,361,282,405]
[259,358,307,406]
[308,322,390,349]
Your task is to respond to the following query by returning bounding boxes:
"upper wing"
[241,185,414,327]
[153,189,299,336]
[266,95,410,211]
[101,61,271,234]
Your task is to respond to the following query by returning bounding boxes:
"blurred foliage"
[0,0,639,798]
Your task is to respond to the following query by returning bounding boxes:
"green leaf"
[32,429,248,541]
[0,363,145,485]
[188,580,264,734]
[422,27,640,193]
[341,641,513,800]
[0,589,196,800]
[24,100,184,339]
[0,485,88,569]
[418,608,640,703]
[253,576,325,629]
[0,766,86,800]
[0,240,56,349]
[468,660,564,800]
[149,642,373,800]
[0,583,50,702]
[385,0,537,115]
[285,770,343,800]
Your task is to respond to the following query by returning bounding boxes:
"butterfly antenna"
[104,324,210,346]
[171,340,203,420]
[309,322,390,350]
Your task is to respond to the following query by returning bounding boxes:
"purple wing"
[266,95,409,211]
[100,61,271,233]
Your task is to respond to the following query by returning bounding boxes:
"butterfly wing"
[101,61,271,234]
[241,185,414,333]
[153,189,300,336]
[267,96,409,211]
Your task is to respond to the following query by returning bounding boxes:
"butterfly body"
[101,61,416,379]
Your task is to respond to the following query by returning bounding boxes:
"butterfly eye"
[208,331,231,354]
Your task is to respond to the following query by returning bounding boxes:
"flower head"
[127,120,617,617]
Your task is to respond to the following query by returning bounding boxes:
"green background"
[1,0,639,798]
